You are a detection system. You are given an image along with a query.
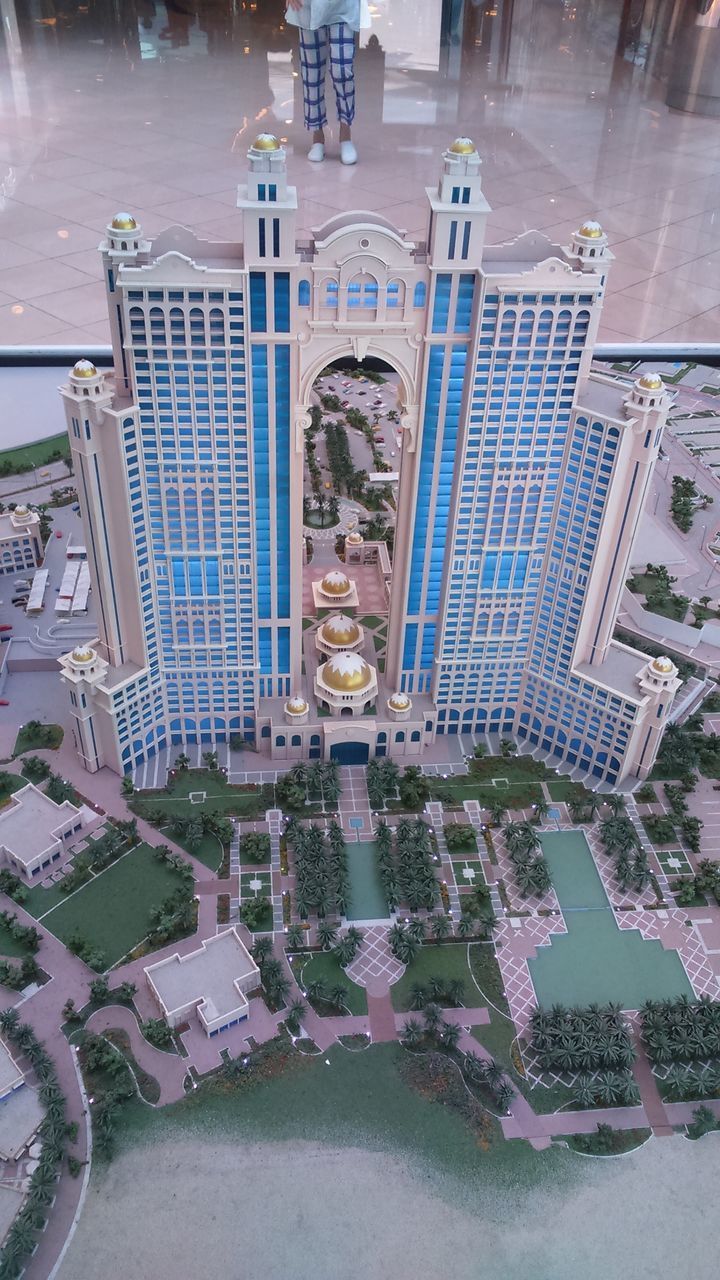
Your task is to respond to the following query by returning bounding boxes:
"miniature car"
[0,698,8,705]
[0,624,12,632]
[0,636,10,644]
[14,580,31,590]
[55,530,62,538]
[72,504,80,513]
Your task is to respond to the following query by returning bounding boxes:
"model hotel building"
[58,136,679,785]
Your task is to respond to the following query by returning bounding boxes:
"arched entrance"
[330,741,370,765]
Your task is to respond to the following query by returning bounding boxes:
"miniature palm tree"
[438,1020,461,1052]
[402,1018,424,1048]
[330,984,348,1011]
[286,923,305,951]
[457,914,476,939]
[316,920,337,951]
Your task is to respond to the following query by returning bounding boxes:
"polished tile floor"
[1,0,720,347]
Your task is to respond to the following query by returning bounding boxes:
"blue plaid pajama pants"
[299,23,356,131]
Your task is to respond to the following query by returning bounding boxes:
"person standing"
[286,0,370,165]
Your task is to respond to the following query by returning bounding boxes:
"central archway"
[330,741,370,765]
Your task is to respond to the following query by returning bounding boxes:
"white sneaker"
[308,142,325,162]
[340,140,358,166]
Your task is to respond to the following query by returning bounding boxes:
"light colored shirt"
[285,1,368,32]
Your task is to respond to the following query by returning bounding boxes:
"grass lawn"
[39,843,186,967]
[545,779,593,804]
[24,878,73,918]
[13,723,64,756]
[0,920,31,958]
[451,860,485,892]
[298,951,367,1015]
[0,431,71,473]
[391,942,474,1011]
[469,757,550,785]
[160,827,222,873]
[655,848,693,876]
[0,773,26,807]
[430,776,544,811]
[240,870,272,897]
[133,770,273,821]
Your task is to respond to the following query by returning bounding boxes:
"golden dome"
[319,614,360,646]
[321,652,373,693]
[111,212,137,231]
[652,655,674,674]
[639,373,663,391]
[578,220,603,239]
[72,359,97,379]
[320,570,352,598]
[449,137,476,154]
[286,695,308,715]
[388,692,411,711]
[12,505,30,518]
[72,645,95,664]
[345,531,364,545]
[253,133,280,151]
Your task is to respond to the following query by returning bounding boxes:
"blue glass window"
[250,273,266,333]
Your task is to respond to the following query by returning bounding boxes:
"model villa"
[144,928,260,1038]
[0,782,90,882]
[0,505,42,579]
[58,137,678,787]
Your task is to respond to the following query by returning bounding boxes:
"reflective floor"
[1,0,720,345]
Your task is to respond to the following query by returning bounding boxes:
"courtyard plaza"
[3,732,720,1278]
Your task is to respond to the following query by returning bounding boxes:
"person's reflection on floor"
[136,0,157,34]
[160,0,196,48]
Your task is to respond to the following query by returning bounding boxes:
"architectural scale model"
[58,136,678,786]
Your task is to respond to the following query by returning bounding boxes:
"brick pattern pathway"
[337,766,372,837]
[616,906,720,997]
[494,915,568,1040]
[424,801,461,919]
[626,796,674,901]
[462,800,503,915]
[347,926,404,995]
[266,808,284,933]
[584,822,658,912]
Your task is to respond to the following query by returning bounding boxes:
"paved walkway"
[347,927,404,994]
[84,1005,187,1105]
[631,1035,674,1137]
[0,898,93,1280]
[366,992,397,1042]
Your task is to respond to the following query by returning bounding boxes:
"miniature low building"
[0,505,42,578]
[144,928,260,1037]
[0,1041,23,1102]
[0,783,87,882]
[0,1039,42,1161]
